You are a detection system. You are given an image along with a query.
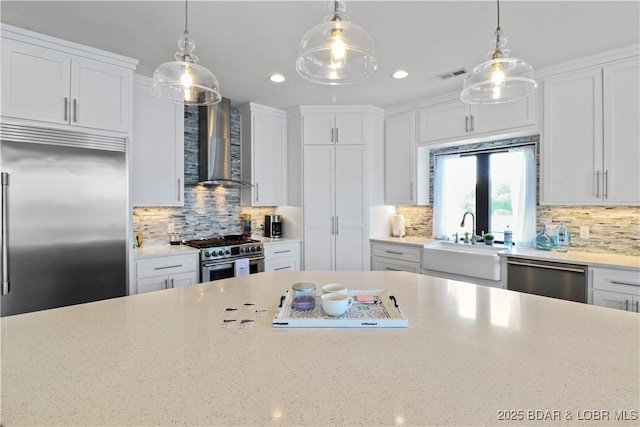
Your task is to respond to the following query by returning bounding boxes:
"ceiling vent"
[437,68,467,80]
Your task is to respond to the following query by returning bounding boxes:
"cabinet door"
[335,145,366,271]
[71,58,130,132]
[1,39,71,125]
[418,100,467,143]
[169,271,198,288]
[470,95,536,134]
[542,68,603,204]
[302,114,334,145]
[385,113,416,205]
[593,289,637,312]
[252,112,286,205]
[334,114,367,144]
[132,79,184,206]
[303,146,335,270]
[137,276,169,294]
[603,59,640,204]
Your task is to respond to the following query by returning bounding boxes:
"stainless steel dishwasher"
[507,258,588,303]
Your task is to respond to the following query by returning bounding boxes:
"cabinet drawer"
[136,254,199,279]
[264,242,300,259]
[592,268,640,293]
[265,258,299,272]
[371,243,422,263]
[371,257,421,273]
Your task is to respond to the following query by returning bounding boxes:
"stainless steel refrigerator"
[1,123,127,317]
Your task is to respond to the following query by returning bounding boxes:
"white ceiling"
[2,1,639,110]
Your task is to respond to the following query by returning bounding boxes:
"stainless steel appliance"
[182,235,264,282]
[264,214,282,238]
[1,124,127,317]
[507,258,587,303]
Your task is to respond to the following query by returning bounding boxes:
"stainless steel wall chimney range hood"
[197,98,251,186]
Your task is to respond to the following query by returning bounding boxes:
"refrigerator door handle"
[1,172,9,295]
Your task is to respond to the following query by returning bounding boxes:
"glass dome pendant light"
[152,0,221,106]
[296,0,378,85]
[460,0,537,104]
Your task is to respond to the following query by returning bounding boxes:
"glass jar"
[533,226,554,251]
[292,282,316,310]
[554,222,570,252]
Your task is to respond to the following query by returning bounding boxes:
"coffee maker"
[264,215,283,238]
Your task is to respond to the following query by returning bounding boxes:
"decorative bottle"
[533,225,554,251]
[554,222,570,252]
[504,225,513,248]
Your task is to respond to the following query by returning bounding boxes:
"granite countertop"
[2,271,638,426]
[370,236,436,247]
[132,244,200,259]
[499,247,640,271]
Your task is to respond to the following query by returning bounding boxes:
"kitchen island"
[2,271,638,426]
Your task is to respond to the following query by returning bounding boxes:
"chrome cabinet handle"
[335,128,339,143]
[330,128,334,143]
[1,172,9,296]
[595,170,600,198]
[170,278,174,288]
[625,299,629,311]
[635,301,639,313]
[604,170,608,199]
[335,216,339,235]
[73,99,77,122]
[64,97,69,121]
[470,115,475,132]
[177,178,181,201]
[610,280,639,286]
[274,266,291,271]
[154,264,182,270]
[410,182,414,202]
[385,267,402,271]
[331,216,334,235]
[274,250,292,254]
[256,182,259,202]
[507,260,585,273]
[465,116,469,132]
[385,250,403,255]
[164,279,168,289]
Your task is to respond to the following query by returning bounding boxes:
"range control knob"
[225,249,231,255]
[256,246,262,252]
[251,246,256,252]
[218,250,224,256]
[204,251,211,258]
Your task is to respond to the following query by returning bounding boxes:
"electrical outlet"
[579,226,589,239]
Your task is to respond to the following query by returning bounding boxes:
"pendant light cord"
[184,0,189,34]
[496,0,501,30]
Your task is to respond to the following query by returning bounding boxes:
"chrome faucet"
[460,211,477,245]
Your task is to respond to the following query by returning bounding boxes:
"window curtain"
[509,145,536,246]
[433,153,459,239]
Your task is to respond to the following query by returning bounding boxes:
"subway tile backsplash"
[133,106,274,247]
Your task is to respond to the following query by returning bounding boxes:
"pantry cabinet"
[131,75,184,207]
[384,112,429,206]
[417,95,536,144]
[302,112,367,145]
[1,29,134,134]
[591,267,640,312]
[240,103,287,206]
[134,253,199,294]
[542,57,640,205]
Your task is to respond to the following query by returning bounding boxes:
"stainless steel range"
[182,235,264,282]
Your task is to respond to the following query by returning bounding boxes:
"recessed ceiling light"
[270,74,285,83]
[392,70,408,79]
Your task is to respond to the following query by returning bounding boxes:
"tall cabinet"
[288,106,384,271]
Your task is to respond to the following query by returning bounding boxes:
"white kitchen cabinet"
[591,267,640,312]
[371,242,422,273]
[264,240,300,272]
[303,112,367,145]
[542,57,639,205]
[132,75,184,207]
[240,103,287,206]
[384,112,429,205]
[417,95,536,144]
[1,32,134,133]
[134,253,199,294]
[304,144,366,271]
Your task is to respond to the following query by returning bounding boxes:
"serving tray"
[272,289,408,328]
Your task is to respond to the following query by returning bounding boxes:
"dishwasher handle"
[507,260,586,274]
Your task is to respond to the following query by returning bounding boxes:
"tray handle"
[389,295,399,308]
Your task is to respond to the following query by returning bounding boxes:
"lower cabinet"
[370,242,422,273]
[264,241,301,272]
[134,253,199,294]
[591,267,640,312]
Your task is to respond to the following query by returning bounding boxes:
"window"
[433,145,536,245]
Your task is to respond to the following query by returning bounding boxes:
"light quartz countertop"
[258,237,301,245]
[499,247,640,271]
[2,271,638,426]
[370,236,436,246]
[131,244,200,259]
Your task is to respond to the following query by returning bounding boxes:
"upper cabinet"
[1,26,136,134]
[240,103,287,207]
[542,56,639,205]
[131,75,184,207]
[417,95,536,144]
[384,112,429,206]
[302,112,367,145]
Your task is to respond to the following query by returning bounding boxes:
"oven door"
[201,257,265,282]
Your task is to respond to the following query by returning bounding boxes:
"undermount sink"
[422,241,504,281]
